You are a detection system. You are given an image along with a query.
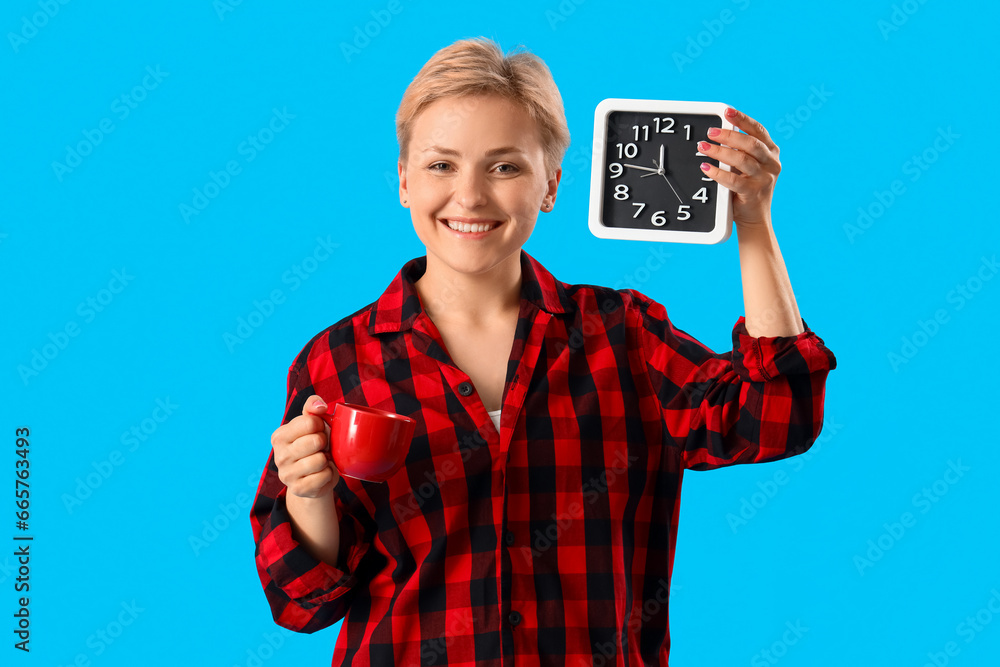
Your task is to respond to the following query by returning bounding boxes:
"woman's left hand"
[698,106,781,232]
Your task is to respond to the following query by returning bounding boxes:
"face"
[398,93,561,277]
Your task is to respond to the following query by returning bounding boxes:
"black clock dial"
[601,111,724,232]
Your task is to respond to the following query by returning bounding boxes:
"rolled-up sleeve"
[250,359,378,633]
[630,292,837,471]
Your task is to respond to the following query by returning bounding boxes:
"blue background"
[3,1,996,665]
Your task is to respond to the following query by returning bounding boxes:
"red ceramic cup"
[315,402,415,483]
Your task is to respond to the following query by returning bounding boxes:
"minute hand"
[659,170,684,204]
[653,153,684,204]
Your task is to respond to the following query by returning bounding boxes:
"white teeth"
[447,220,495,233]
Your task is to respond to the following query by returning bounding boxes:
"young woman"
[252,37,837,666]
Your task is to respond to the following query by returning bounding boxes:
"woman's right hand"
[271,395,342,498]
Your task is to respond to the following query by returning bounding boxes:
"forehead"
[411,94,543,152]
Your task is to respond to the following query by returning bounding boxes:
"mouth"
[439,218,505,237]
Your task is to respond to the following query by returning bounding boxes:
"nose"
[455,168,488,209]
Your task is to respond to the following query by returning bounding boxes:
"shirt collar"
[369,248,571,335]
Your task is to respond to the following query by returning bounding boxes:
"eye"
[495,163,519,174]
[428,162,451,172]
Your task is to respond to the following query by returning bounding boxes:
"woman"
[251,37,836,666]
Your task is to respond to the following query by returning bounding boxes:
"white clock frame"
[588,98,736,244]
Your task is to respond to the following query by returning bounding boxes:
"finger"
[699,161,749,194]
[279,395,331,443]
[293,451,332,479]
[698,140,761,177]
[302,395,329,417]
[289,467,337,497]
[725,107,779,155]
[274,430,317,471]
[704,128,777,169]
[285,431,329,465]
[272,412,327,450]
[304,394,332,443]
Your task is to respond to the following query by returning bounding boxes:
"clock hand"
[650,149,684,203]
[623,163,660,173]
[638,156,664,178]
[660,171,684,204]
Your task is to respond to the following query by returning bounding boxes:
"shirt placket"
[414,301,555,665]
[496,306,553,666]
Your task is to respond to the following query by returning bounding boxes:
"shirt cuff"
[259,486,367,607]
[732,316,837,383]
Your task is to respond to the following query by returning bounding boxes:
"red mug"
[315,402,415,482]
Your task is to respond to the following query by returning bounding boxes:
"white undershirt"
[487,408,501,432]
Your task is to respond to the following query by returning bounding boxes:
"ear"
[398,159,409,207]
[544,166,562,208]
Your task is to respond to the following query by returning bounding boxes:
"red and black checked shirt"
[251,248,837,666]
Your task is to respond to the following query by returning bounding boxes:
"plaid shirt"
[251,248,837,666]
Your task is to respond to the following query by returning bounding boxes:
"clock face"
[601,110,724,233]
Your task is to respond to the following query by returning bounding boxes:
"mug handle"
[308,405,342,469]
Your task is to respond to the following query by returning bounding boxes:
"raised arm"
[634,106,835,470]
[699,106,804,338]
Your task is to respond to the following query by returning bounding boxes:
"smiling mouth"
[439,219,504,233]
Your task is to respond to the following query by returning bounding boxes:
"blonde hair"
[396,37,570,177]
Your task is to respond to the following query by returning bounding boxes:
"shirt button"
[457,381,473,396]
[504,530,514,546]
[509,610,521,626]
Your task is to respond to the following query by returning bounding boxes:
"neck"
[415,251,522,326]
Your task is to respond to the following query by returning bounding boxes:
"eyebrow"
[420,145,527,157]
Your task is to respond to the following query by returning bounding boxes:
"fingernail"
[726,107,736,117]
[315,397,327,409]
[707,127,720,137]
[700,163,711,172]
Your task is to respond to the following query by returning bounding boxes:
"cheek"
[410,178,449,208]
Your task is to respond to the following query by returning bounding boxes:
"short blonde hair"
[396,37,570,177]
